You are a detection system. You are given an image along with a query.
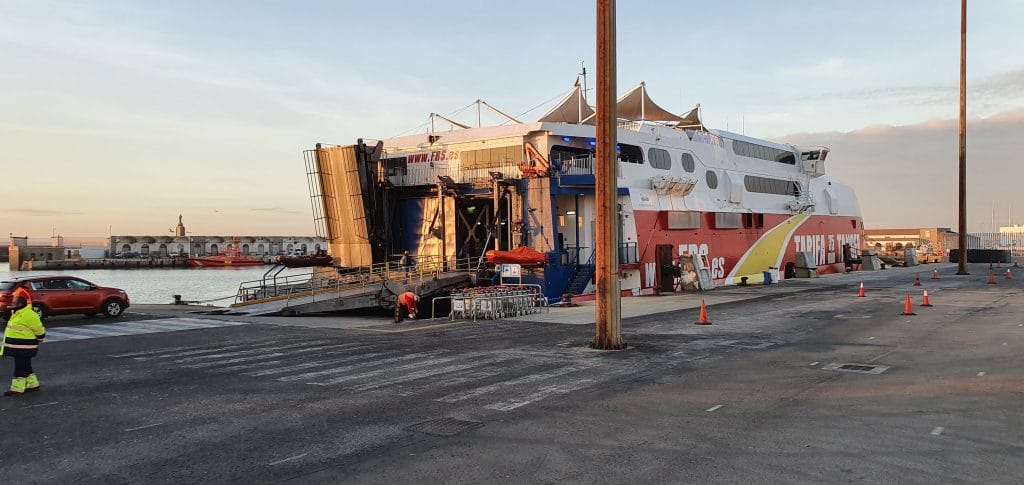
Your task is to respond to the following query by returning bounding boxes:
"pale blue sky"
[2,0,1022,237]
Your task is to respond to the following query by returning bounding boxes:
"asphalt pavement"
[0,263,1020,484]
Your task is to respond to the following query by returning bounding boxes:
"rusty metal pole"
[957,0,969,275]
[592,0,624,350]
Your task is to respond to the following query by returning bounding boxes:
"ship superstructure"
[306,83,863,302]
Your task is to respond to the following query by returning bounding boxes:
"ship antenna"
[578,60,589,103]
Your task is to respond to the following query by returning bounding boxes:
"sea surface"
[0,266,311,305]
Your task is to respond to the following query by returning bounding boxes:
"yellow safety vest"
[1,306,46,355]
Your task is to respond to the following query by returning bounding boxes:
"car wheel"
[32,304,47,320]
[102,299,125,318]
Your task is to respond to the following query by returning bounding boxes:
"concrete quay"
[0,263,1020,484]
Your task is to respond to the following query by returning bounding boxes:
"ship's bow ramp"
[305,144,376,267]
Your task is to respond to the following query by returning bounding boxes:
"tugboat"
[188,238,264,267]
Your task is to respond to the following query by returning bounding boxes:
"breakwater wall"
[20,257,193,270]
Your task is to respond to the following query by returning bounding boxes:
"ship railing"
[560,246,589,266]
[233,255,478,306]
[385,159,525,187]
[556,155,594,176]
[617,120,644,132]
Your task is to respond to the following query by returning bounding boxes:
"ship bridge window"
[461,146,524,169]
[617,144,644,164]
[732,139,796,165]
[705,170,719,189]
[680,153,696,173]
[744,175,799,196]
[648,148,671,170]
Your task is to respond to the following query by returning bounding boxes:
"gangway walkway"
[230,256,474,316]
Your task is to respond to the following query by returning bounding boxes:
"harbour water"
[0,267,310,305]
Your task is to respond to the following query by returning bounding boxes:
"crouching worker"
[2,297,46,396]
[394,291,420,322]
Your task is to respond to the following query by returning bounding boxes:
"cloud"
[6,208,83,216]
[781,107,1024,232]
[828,67,1024,111]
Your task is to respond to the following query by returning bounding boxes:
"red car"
[0,276,130,320]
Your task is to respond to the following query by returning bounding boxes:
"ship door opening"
[456,200,494,260]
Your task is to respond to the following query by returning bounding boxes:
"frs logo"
[679,243,726,279]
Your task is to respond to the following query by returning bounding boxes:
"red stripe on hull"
[630,211,863,286]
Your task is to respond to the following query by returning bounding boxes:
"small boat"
[274,254,333,268]
[189,238,264,267]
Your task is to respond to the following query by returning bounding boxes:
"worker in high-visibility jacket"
[396,291,420,321]
[2,297,46,396]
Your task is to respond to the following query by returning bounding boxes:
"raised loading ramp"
[230,257,473,316]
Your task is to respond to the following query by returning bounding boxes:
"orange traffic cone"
[914,273,921,286]
[1007,269,1013,280]
[902,293,916,315]
[921,289,933,307]
[988,271,997,284]
[858,281,866,298]
[695,299,712,325]
[932,269,940,280]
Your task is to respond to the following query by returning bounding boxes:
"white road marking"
[348,355,517,392]
[48,326,123,338]
[867,337,875,340]
[268,453,308,466]
[111,343,224,358]
[218,360,284,373]
[437,364,596,403]
[396,368,506,397]
[309,356,462,386]
[244,352,390,377]
[809,362,820,366]
[281,351,448,382]
[706,405,723,412]
[182,352,288,369]
[931,427,944,436]
[484,379,597,412]
[26,401,59,408]
[977,372,986,377]
[125,422,164,432]
[168,341,334,364]
[46,318,251,343]
[133,341,290,361]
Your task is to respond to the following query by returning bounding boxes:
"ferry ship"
[306,83,863,302]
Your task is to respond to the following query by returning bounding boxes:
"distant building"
[108,215,325,258]
[863,227,954,255]
[8,235,70,271]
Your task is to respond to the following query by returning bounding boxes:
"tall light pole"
[957,0,969,275]
[592,0,625,350]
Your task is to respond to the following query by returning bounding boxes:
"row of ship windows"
[665,212,766,230]
[702,173,800,196]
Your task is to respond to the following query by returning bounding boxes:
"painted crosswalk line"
[47,317,249,342]
[109,338,634,414]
